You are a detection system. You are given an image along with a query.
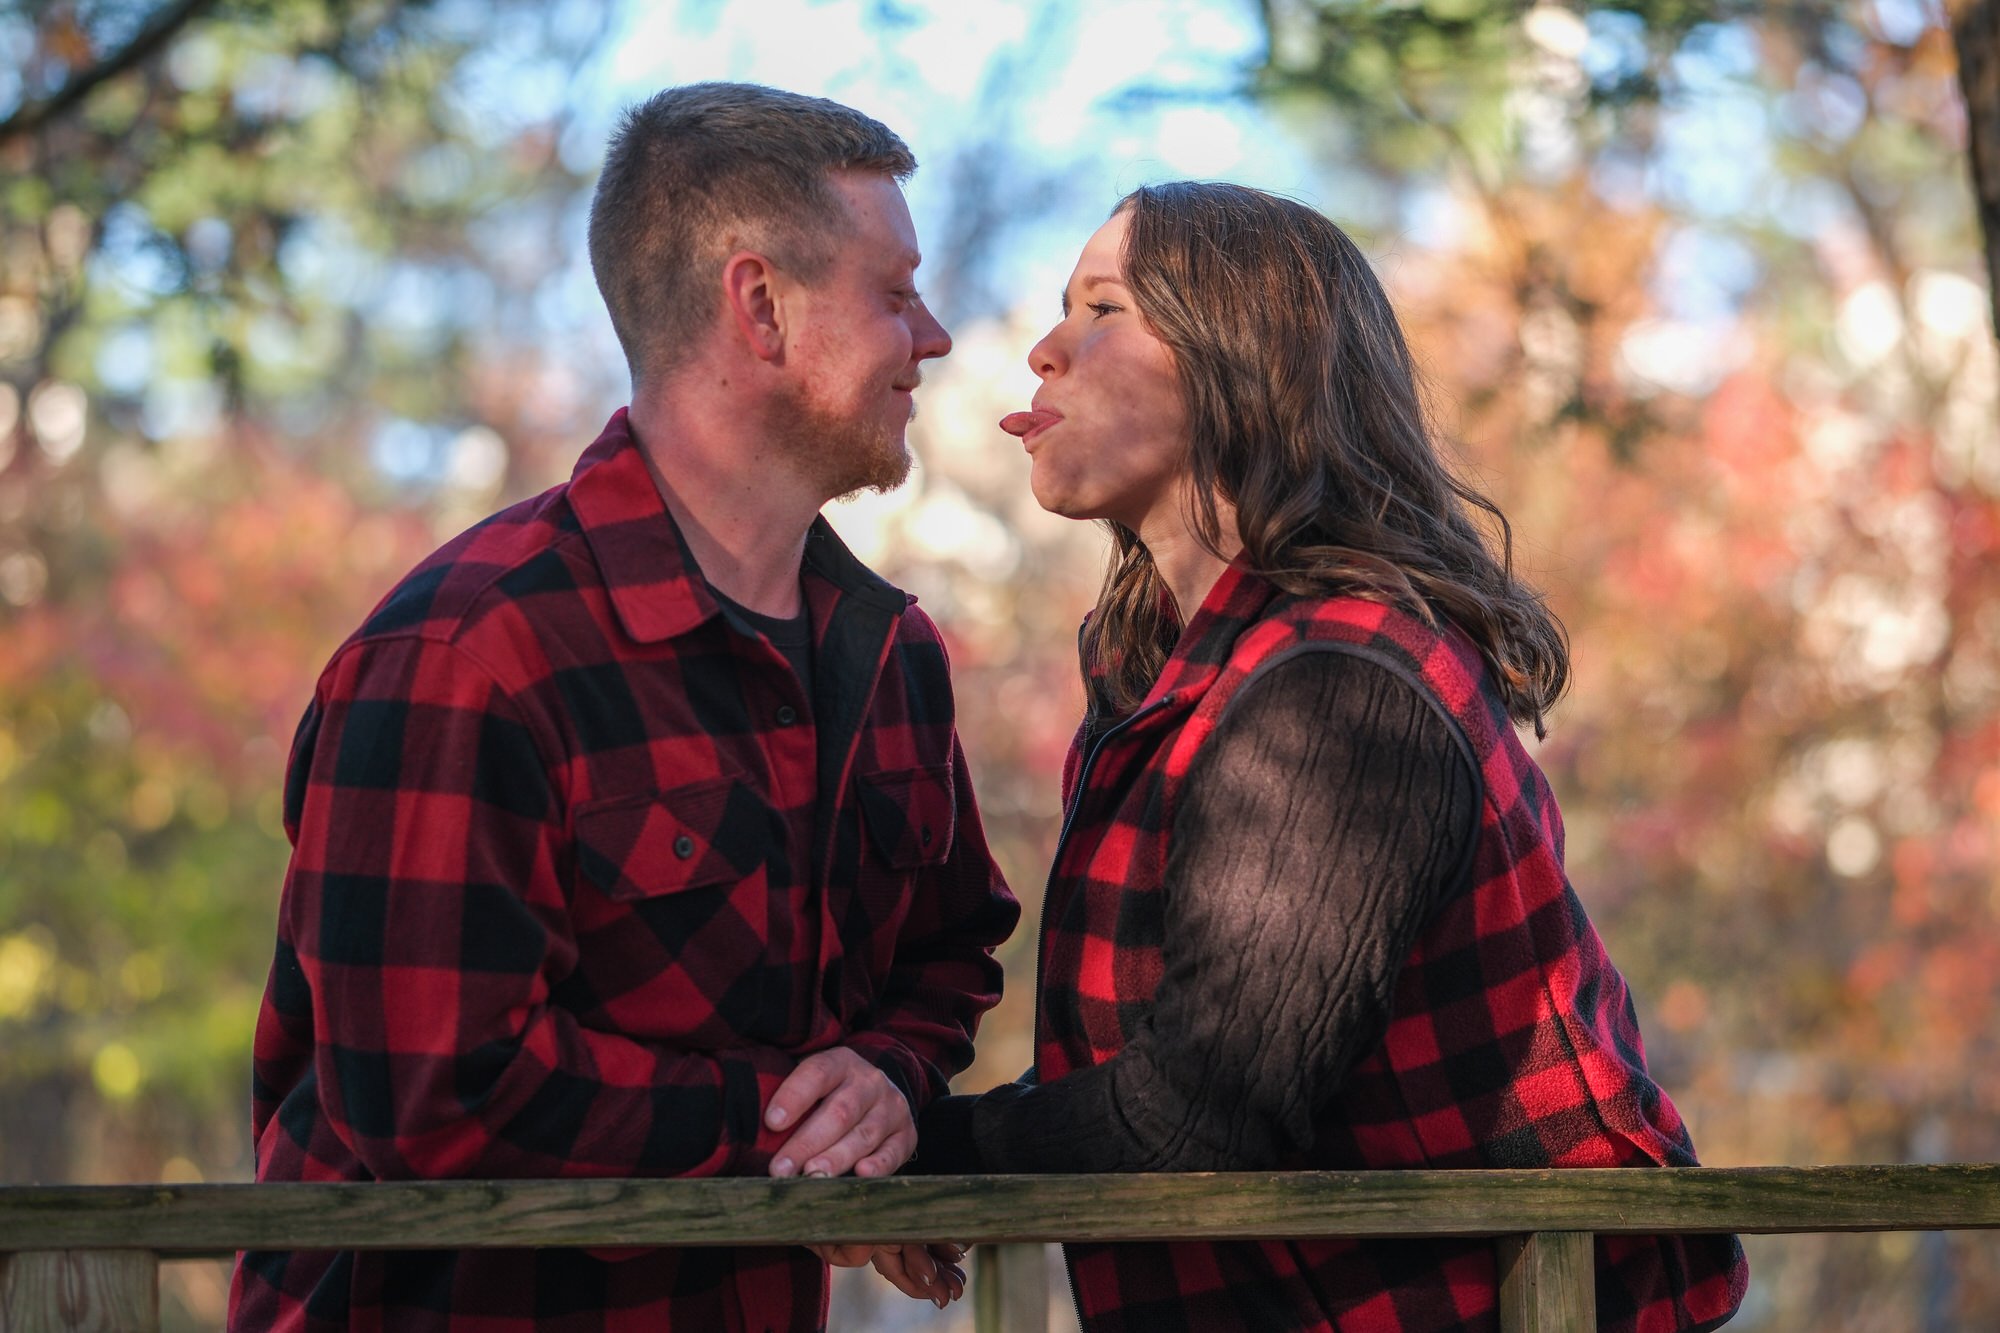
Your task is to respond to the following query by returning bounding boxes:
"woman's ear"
[720,250,786,364]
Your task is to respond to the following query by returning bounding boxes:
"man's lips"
[1000,408,1062,444]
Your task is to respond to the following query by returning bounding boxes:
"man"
[229,82,1019,1332]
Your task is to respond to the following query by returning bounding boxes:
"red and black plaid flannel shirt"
[1037,561,1748,1332]
[228,409,1019,1332]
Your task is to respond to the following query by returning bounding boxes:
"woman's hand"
[801,1242,967,1308]
[866,1243,969,1308]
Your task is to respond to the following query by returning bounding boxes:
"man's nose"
[914,304,952,362]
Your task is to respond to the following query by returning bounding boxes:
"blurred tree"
[1,5,616,1322]
[0,0,612,1173]
[0,0,212,147]
[1957,0,2000,329]
[3,2,1995,1330]
[1253,2,1999,1326]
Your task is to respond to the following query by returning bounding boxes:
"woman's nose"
[1028,326,1066,379]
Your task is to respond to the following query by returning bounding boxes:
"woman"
[884,182,1749,1331]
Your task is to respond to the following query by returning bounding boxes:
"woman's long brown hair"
[1080,181,1570,735]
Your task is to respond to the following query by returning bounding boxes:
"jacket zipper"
[1043,693,1176,907]
[1024,688,1176,1320]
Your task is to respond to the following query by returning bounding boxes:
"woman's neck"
[1137,492,1241,625]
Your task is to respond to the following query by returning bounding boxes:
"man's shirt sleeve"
[845,733,1020,1110]
[276,632,796,1181]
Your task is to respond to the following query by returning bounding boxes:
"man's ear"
[721,250,786,365]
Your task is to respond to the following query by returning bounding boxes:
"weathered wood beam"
[0,1250,159,1332]
[1497,1232,1596,1333]
[973,1242,1050,1333]
[2,1165,1998,1256]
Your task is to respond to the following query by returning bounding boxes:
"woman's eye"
[1085,301,1120,319]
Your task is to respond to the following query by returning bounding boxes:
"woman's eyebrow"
[1061,273,1123,315]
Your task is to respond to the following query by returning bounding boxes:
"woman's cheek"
[1027,452,1065,510]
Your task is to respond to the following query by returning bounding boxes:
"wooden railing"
[4,1165,1999,1331]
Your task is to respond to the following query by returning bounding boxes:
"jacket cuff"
[909,1094,983,1175]
[843,1031,930,1115]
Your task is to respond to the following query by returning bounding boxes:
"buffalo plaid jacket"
[228,409,1019,1332]
[1038,561,1748,1333]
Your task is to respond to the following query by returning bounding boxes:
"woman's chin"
[1027,484,1093,523]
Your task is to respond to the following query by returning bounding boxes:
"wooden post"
[1496,1231,1594,1333]
[973,1242,1049,1333]
[0,1250,159,1332]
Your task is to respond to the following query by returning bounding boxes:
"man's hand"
[765,1047,915,1179]
[806,1244,879,1267]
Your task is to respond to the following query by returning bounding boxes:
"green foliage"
[0,668,274,1108]
[0,0,609,1200]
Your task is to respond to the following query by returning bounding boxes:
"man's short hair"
[588,82,916,384]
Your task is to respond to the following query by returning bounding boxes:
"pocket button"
[673,834,696,859]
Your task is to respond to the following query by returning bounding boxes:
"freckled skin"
[1021,211,1189,532]
[777,173,951,497]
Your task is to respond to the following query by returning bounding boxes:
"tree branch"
[0,0,219,147]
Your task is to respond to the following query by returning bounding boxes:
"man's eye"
[1085,301,1120,319]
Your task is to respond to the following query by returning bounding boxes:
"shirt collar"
[566,407,909,644]
[802,512,910,617]
[1142,555,1283,707]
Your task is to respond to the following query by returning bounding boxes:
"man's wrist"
[841,1032,925,1115]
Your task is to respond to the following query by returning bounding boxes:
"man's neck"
[627,384,821,619]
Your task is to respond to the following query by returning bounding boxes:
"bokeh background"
[3,1,1998,1328]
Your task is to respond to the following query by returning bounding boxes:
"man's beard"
[768,381,913,501]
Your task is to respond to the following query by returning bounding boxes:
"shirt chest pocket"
[570,774,785,1041]
[573,774,770,901]
[855,763,956,870]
